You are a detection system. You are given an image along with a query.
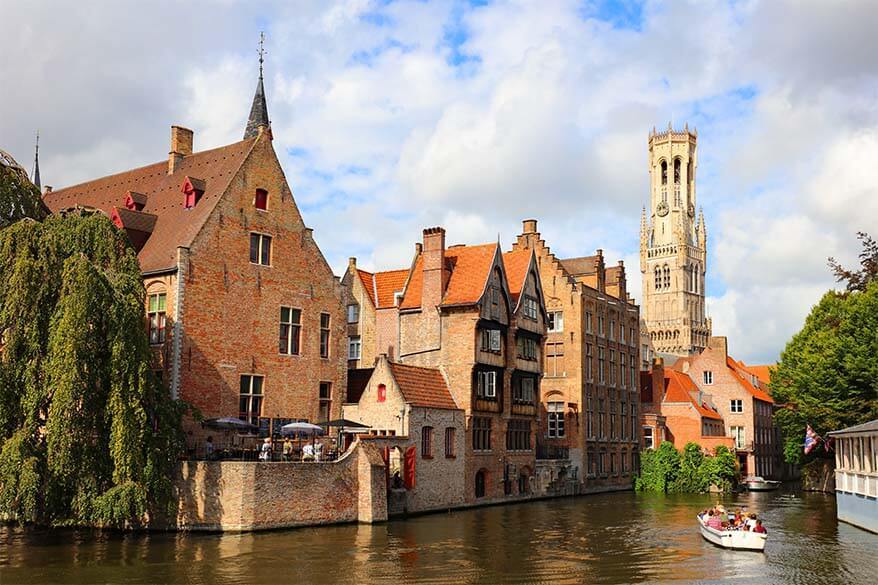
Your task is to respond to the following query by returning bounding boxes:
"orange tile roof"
[743,364,774,386]
[374,269,409,308]
[399,243,499,310]
[387,362,458,410]
[727,357,774,403]
[356,269,376,306]
[664,370,723,420]
[502,249,532,305]
[43,138,257,273]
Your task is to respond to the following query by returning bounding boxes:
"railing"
[536,443,570,460]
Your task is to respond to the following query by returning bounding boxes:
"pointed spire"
[244,32,271,140]
[31,131,41,190]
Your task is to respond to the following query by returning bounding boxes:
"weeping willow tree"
[0,209,186,527]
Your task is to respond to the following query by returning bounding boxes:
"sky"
[2,0,877,364]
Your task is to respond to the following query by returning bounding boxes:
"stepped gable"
[727,357,774,403]
[387,362,457,410]
[42,138,257,272]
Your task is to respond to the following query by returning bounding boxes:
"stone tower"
[640,123,711,356]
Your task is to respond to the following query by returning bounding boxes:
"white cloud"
[2,0,877,364]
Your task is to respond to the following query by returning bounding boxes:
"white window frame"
[346,304,359,323]
[731,426,745,449]
[703,371,714,385]
[547,311,564,333]
[523,296,538,320]
[478,370,497,399]
[348,336,361,360]
[643,426,654,449]
[730,399,743,414]
[547,401,565,438]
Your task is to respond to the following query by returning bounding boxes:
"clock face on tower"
[688,203,695,217]
[656,201,669,217]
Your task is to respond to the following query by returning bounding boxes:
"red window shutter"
[404,446,416,489]
[377,384,386,402]
[255,189,268,210]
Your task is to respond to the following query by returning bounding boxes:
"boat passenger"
[753,520,767,534]
[707,510,723,530]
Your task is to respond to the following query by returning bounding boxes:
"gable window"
[318,382,332,422]
[473,417,492,451]
[239,374,264,427]
[513,376,535,404]
[490,286,500,317]
[703,371,714,385]
[643,426,654,449]
[279,307,301,355]
[347,304,359,323]
[147,292,167,345]
[476,370,497,399]
[348,336,361,360]
[547,311,563,333]
[548,401,565,438]
[481,328,502,353]
[319,313,331,358]
[421,426,433,459]
[249,232,272,266]
[730,399,743,414]
[445,427,456,458]
[523,296,538,320]
[506,419,531,451]
[254,188,268,211]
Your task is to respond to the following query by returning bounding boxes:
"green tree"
[637,443,737,493]
[772,234,878,465]
[0,160,48,227]
[0,210,186,527]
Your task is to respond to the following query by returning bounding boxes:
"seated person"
[706,510,724,530]
[302,443,315,462]
[753,519,767,534]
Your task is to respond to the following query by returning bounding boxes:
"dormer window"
[254,188,268,211]
[182,177,205,209]
[125,191,147,211]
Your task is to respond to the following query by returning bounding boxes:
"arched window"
[660,160,668,185]
[663,266,671,289]
[475,469,487,498]
[674,159,681,184]
[654,267,661,290]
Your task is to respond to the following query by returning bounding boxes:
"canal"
[2,490,876,584]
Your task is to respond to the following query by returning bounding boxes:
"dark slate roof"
[244,74,270,139]
[828,419,878,436]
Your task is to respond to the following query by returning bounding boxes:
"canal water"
[2,490,876,584]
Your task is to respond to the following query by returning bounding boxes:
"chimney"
[421,227,447,309]
[652,357,665,401]
[522,219,538,234]
[43,186,53,195]
[169,125,193,175]
[348,257,357,273]
[707,336,728,359]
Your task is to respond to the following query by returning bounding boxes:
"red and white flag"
[804,424,820,454]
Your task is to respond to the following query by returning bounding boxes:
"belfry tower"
[640,123,711,356]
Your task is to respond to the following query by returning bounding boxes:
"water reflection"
[1,490,876,585]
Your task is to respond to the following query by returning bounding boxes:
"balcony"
[536,442,570,460]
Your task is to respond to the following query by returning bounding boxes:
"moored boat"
[697,516,767,551]
[744,476,781,491]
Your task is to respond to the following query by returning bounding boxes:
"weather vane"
[258,31,267,77]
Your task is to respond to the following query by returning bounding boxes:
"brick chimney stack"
[421,227,448,309]
[652,357,665,401]
[708,336,728,360]
[522,219,538,234]
[169,126,194,175]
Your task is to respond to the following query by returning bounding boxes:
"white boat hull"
[698,518,767,551]
[744,476,781,491]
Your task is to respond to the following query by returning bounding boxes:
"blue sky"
[2,0,877,363]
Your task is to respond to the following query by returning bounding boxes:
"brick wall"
[171,441,387,531]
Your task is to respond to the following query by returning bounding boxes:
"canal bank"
[2,490,876,584]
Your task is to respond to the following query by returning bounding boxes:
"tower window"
[663,266,670,289]
[661,160,668,185]
[674,159,681,184]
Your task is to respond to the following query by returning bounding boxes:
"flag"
[804,424,820,454]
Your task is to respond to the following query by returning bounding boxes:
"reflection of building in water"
[829,419,878,533]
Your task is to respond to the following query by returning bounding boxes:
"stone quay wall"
[170,442,387,531]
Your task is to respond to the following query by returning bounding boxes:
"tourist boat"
[743,476,781,491]
[698,516,767,551]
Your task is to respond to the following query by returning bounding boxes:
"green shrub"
[636,442,738,493]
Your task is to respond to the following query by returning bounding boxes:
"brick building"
[513,220,641,491]
[42,68,346,447]
[346,227,547,503]
[639,358,733,452]
[341,257,409,368]
[670,337,783,478]
[343,355,466,513]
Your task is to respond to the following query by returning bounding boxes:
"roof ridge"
[50,137,257,195]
